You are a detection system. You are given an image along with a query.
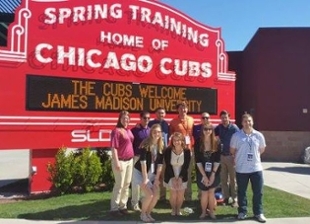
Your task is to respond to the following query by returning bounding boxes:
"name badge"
[247,153,254,161]
[185,135,191,145]
[151,163,155,173]
[205,162,212,172]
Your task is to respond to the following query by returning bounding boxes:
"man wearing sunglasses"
[193,112,211,141]
[131,111,151,211]
[214,110,239,207]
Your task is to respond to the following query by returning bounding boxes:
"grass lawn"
[0,184,310,221]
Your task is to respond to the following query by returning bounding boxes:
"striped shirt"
[230,129,266,173]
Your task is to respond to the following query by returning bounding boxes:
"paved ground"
[0,151,310,223]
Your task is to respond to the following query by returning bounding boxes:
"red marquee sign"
[0,0,236,150]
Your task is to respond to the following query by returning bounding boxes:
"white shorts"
[164,178,187,190]
[132,168,156,188]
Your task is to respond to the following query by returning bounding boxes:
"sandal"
[209,211,216,219]
[147,214,155,222]
[171,211,176,216]
[199,213,206,219]
[140,213,151,222]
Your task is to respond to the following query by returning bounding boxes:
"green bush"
[96,148,114,191]
[48,147,103,194]
[47,147,75,194]
[72,148,103,192]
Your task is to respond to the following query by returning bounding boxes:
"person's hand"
[154,178,160,187]
[207,173,215,186]
[176,178,182,189]
[115,161,122,171]
[172,177,178,189]
[201,175,208,186]
[141,179,149,189]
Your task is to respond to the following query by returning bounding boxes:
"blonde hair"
[199,124,218,152]
[140,124,164,153]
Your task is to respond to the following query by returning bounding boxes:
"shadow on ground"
[17,199,237,222]
[266,166,310,175]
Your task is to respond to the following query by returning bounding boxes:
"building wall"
[229,28,310,162]
[262,131,310,162]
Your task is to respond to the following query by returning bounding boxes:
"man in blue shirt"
[214,110,239,207]
[148,107,169,201]
[131,111,151,211]
[148,107,169,147]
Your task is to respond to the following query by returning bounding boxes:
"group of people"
[109,102,267,223]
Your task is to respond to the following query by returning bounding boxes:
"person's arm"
[111,129,121,171]
[179,149,191,182]
[259,133,267,154]
[154,154,163,187]
[140,148,149,187]
[230,133,237,157]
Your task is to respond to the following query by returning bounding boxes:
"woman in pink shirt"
[110,111,134,216]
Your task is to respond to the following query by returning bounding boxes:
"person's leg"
[227,156,238,204]
[176,189,186,215]
[146,183,160,221]
[199,190,208,218]
[169,189,177,215]
[185,156,194,201]
[119,159,133,210]
[207,188,216,219]
[140,183,153,222]
[236,172,249,215]
[250,171,264,216]
[131,156,140,210]
[220,155,229,202]
[110,160,125,212]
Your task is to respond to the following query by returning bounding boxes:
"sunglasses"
[143,117,150,120]
[203,128,213,131]
[202,117,210,119]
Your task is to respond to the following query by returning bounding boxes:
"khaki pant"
[110,159,133,211]
[185,155,194,201]
[220,155,237,200]
[131,155,140,206]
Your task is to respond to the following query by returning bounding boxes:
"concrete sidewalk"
[263,162,310,200]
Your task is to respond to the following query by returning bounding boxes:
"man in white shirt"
[230,113,267,223]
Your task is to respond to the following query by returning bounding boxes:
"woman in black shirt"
[132,124,164,222]
[194,124,221,219]
[163,132,191,216]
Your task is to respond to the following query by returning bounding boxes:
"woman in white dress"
[163,132,191,216]
[132,124,164,222]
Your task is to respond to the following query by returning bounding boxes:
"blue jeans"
[236,171,264,215]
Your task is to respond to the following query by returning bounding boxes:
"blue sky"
[160,0,310,51]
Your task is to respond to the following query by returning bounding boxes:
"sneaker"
[109,210,123,217]
[231,201,239,208]
[132,204,141,212]
[119,209,129,215]
[237,212,247,220]
[255,214,267,223]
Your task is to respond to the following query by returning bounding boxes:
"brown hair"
[199,124,218,152]
[140,124,164,153]
[242,112,253,121]
[116,110,130,128]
